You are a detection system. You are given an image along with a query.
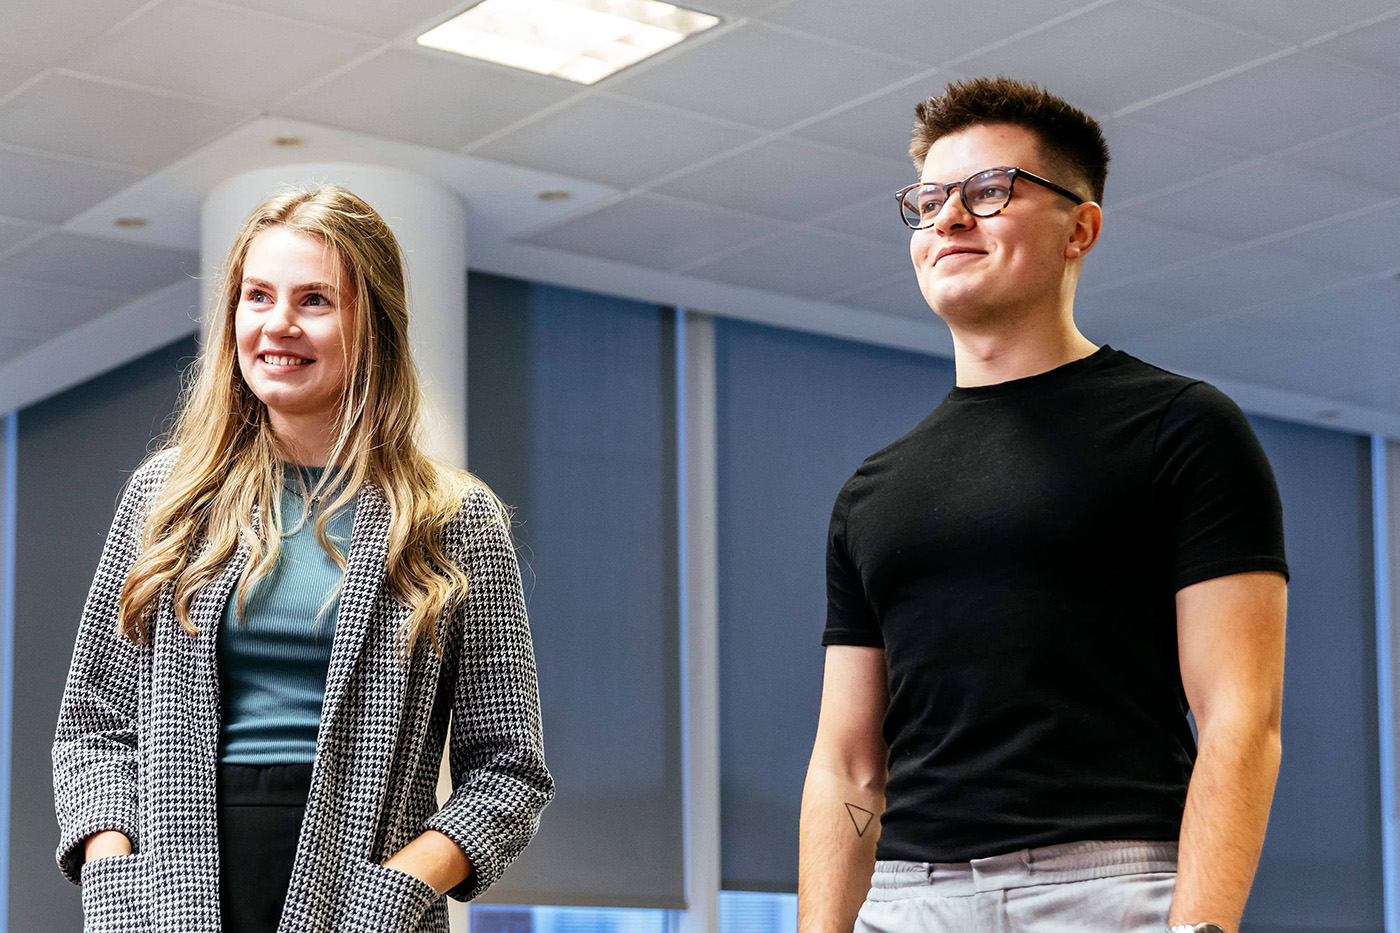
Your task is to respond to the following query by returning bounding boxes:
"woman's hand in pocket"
[382,830,472,895]
[83,830,132,864]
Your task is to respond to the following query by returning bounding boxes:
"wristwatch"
[1167,925,1228,933]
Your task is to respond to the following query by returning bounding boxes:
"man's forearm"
[798,768,883,933]
[1170,715,1282,930]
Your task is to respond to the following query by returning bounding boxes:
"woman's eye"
[304,293,329,307]
[245,289,268,303]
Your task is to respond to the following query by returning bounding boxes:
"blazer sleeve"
[51,459,161,884]
[423,485,554,901]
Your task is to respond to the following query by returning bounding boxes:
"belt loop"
[1019,848,1035,872]
[925,862,936,882]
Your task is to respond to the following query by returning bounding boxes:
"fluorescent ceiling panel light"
[418,0,720,85]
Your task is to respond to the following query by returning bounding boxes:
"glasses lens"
[962,169,1013,215]
[901,184,946,228]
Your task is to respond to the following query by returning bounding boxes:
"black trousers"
[217,762,314,933]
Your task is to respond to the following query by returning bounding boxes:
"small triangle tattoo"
[845,802,875,837]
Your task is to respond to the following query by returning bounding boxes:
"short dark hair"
[910,76,1110,203]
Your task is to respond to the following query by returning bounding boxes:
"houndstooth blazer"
[53,451,554,933]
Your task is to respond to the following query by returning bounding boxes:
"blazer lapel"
[315,482,391,738]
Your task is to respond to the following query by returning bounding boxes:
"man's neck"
[949,313,1099,388]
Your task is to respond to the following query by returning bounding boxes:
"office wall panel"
[7,336,193,933]
[466,272,684,907]
[714,318,955,892]
[1244,419,1382,931]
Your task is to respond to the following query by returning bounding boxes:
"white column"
[678,310,721,933]
[201,164,467,466]
[202,166,469,931]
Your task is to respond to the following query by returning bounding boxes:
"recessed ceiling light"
[113,217,147,228]
[417,0,720,85]
[537,189,571,201]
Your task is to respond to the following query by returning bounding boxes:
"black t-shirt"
[823,346,1287,862]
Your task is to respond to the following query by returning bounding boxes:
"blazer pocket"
[343,859,441,932]
[80,853,147,932]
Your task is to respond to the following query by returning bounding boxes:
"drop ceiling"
[0,0,1398,433]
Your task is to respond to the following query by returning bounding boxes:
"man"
[798,77,1288,933]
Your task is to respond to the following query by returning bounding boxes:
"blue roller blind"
[8,337,195,933]
[467,272,684,908]
[1244,418,1382,930]
[713,318,955,892]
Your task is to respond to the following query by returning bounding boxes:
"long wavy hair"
[118,184,485,654]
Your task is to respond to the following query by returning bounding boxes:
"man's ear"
[1066,201,1103,260]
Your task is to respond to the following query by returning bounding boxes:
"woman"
[52,185,553,933]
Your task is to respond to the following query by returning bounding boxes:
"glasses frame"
[896,166,1086,230]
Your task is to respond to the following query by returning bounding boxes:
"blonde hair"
[118,184,486,654]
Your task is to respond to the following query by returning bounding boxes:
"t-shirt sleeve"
[1155,381,1289,591]
[823,483,884,647]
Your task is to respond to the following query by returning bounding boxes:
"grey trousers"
[854,840,1178,933]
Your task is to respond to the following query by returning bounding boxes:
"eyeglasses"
[897,166,1085,230]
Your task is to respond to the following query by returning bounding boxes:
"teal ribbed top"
[217,465,358,764]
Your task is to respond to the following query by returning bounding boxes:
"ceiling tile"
[0,0,149,63]
[0,232,198,299]
[0,147,140,224]
[1338,377,1400,413]
[609,22,917,130]
[685,229,911,299]
[1232,337,1400,396]
[1130,51,1400,154]
[1127,324,1394,398]
[1241,274,1400,345]
[958,1,1283,116]
[764,0,1088,63]
[1272,202,1400,276]
[0,217,46,258]
[217,0,478,39]
[1127,158,1377,242]
[472,95,760,188]
[0,277,127,339]
[1118,318,1305,381]
[654,137,910,222]
[1102,118,1250,204]
[1289,115,1400,192]
[1078,211,1231,289]
[0,52,43,99]
[524,194,788,270]
[74,1,376,109]
[702,0,803,14]
[0,73,250,171]
[1093,241,1354,328]
[840,274,930,321]
[278,49,579,151]
[794,82,926,161]
[1073,288,1182,345]
[0,330,45,363]
[814,195,912,246]
[1312,13,1400,79]
[1153,0,1400,43]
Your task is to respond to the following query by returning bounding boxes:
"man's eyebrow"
[241,277,339,294]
